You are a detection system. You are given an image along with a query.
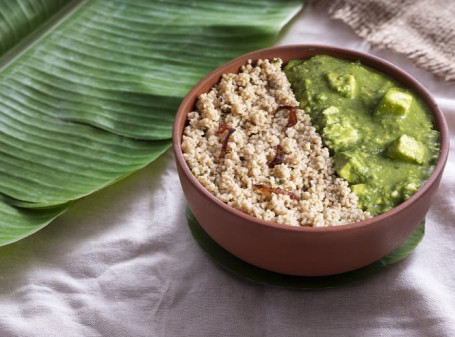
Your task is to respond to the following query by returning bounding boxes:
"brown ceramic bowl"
[172,45,449,276]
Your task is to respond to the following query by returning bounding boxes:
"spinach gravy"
[284,55,440,216]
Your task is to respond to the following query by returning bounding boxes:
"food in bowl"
[181,58,371,227]
[284,55,440,216]
[181,55,440,227]
[173,45,448,276]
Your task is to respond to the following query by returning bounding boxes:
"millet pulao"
[181,58,371,227]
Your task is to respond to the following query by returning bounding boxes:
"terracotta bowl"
[172,45,449,276]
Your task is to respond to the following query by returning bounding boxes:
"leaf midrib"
[0,0,87,72]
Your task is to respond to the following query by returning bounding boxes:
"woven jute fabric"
[317,0,455,81]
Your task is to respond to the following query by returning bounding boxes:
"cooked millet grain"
[181,58,371,227]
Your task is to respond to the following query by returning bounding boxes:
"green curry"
[284,55,440,216]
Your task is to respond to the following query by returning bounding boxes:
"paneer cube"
[376,88,413,116]
[323,120,358,151]
[322,106,340,125]
[387,134,426,164]
[326,72,356,98]
[350,183,367,195]
[350,183,369,209]
[334,153,368,184]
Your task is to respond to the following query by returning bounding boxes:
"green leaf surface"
[187,208,425,289]
[0,0,71,57]
[0,196,69,246]
[0,0,302,243]
[1,0,302,140]
[0,135,172,207]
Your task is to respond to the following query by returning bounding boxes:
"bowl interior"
[172,44,449,276]
[173,44,449,232]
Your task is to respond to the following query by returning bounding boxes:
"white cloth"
[1,4,454,337]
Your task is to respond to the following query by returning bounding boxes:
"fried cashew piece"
[273,105,298,127]
[268,145,285,168]
[218,123,236,159]
[254,184,301,201]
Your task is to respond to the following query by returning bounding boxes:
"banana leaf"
[0,196,68,246]
[0,0,71,57]
[0,0,303,245]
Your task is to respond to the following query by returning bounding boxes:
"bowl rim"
[172,44,450,233]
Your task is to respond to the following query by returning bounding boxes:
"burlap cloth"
[316,0,455,81]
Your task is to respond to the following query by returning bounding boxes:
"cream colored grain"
[182,59,370,227]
